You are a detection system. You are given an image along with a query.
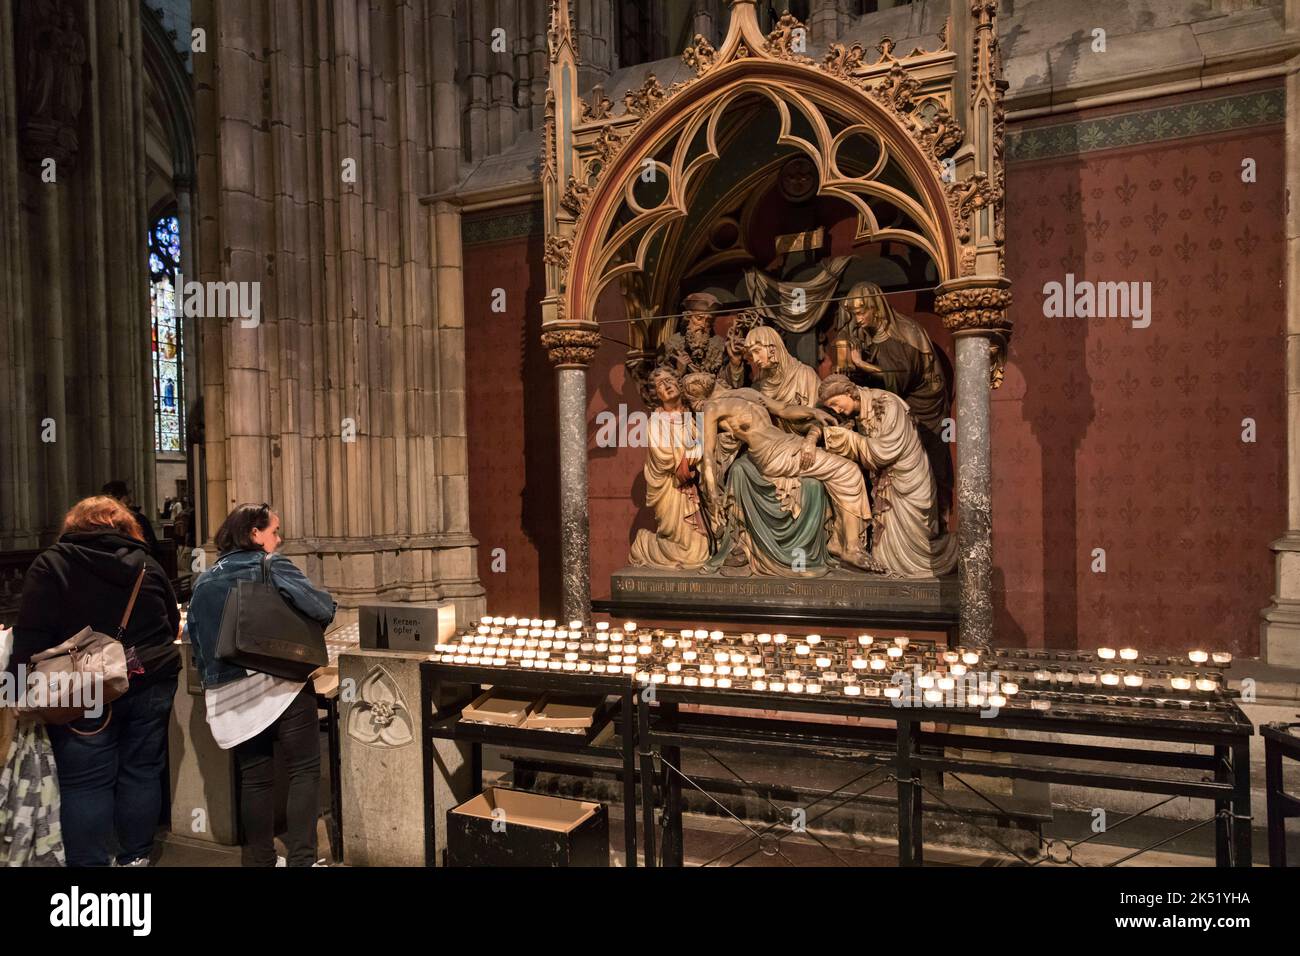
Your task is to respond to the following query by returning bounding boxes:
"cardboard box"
[460,688,535,727]
[447,788,609,867]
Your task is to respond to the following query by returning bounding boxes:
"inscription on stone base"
[608,567,958,616]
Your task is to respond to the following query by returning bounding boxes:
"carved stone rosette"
[541,327,603,368]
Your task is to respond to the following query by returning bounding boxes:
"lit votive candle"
[1123,673,1143,688]
[788,682,804,694]
[1097,647,1117,661]
[713,650,729,663]
[1195,677,1218,692]
[806,683,822,694]
[774,633,789,645]
[621,664,636,674]
[503,617,517,627]
[795,644,811,656]
[870,657,887,671]
[884,686,902,699]
[635,671,650,683]
[624,622,638,633]
[938,676,956,691]
[816,656,832,669]
[717,677,732,689]
[806,634,822,646]
[564,652,578,662]
[844,684,862,697]
[667,661,682,673]
[752,680,768,692]
[568,620,583,631]
[709,630,724,642]
[1188,649,1209,664]
[962,651,980,666]
[717,665,731,676]
[924,689,944,704]
[520,659,534,668]
[477,624,490,635]
[683,675,699,687]
[1170,674,1193,690]
[700,663,714,675]
[667,674,682,685]
[594,642,608,653]
[1031,699,1051,711]
[951,663,968,677]
[988,694,1007,707]
[757,633,772,644]
[596,622,610,633]
[858,634,874,647]
[734,666,748,678]
[1100,672,1120,686]
[1118,647,1138,661]
[562,661,577,671]
[578,661,591,672]
[683,649,698,662]
[730,653,745,664]
[917,673,936,690]
[894,637,909,648]
[1212,651,1232,665]
[852,657,869,670]
[593,663,607,673]
[750,666,766,678]
[662,637,677,649]
[693,629,708,640]
[541,628,555,640]
[769,681,786,692]
[543,619,556,629]
[887,646,903,659]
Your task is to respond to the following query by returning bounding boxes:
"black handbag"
[215,553,328,681]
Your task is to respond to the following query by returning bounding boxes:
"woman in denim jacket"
[187,503,336,867]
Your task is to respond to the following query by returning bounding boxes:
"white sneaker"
[275,856,287,867]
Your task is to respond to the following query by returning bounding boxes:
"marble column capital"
[541,325,603,368]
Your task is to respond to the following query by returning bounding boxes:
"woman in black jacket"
[12,495,181,867]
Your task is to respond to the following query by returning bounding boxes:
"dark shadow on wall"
[522,232,563,617]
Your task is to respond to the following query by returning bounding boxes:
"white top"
[204,672,305,750]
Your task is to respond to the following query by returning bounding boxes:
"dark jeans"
[234,687,320,867]
[48,674,178,867]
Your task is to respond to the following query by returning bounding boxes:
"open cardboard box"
[447,788,609,866]
[520,692,600,731]
[460,688,535,727]
[452,788,599,833]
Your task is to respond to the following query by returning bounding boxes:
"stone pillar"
[1261,37,1300,668]
[541,327,603,623]
[936,278,1012,649]
[196,0,483,619]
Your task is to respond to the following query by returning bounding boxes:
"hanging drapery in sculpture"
[743,256,853,334]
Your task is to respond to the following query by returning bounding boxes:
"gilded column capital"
[541,325,603,368]
[934,276,1012,334]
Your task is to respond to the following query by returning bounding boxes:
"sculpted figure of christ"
[682,380,877,572]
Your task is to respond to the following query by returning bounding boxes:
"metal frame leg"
[1231,741,1252,867]
[622,688,639,868]
[896,718,923,866]
[1214,744,1230,867]
[662,702,683,867]
[638,687,657,867]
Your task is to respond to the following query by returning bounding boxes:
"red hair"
[61,496,144,542]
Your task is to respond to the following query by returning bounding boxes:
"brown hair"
[214,502,274,553]
[61,495,144,542]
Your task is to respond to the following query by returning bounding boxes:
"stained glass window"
[149,213,183,453]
